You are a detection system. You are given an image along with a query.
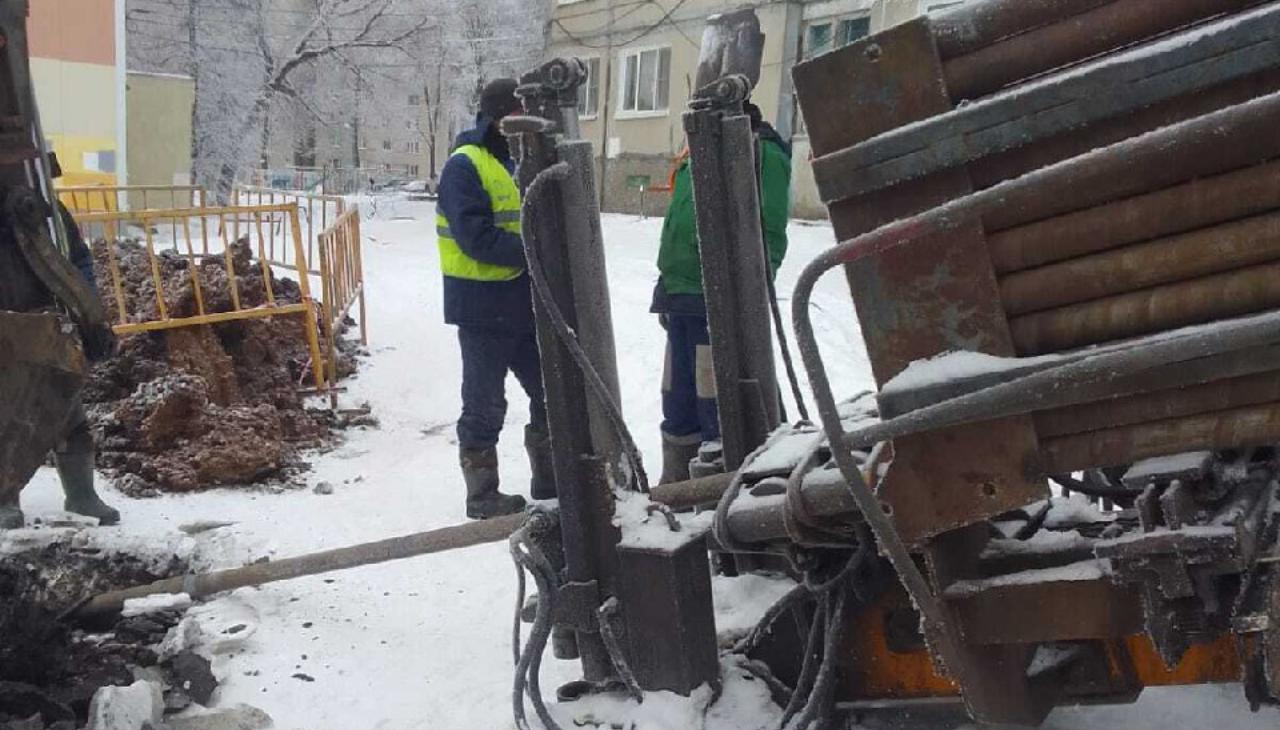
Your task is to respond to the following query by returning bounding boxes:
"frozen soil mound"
[85,239,361,494]
[0,542,189,729]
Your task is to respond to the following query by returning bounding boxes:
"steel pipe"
[989,158,1280,274]
[812,7,1280,205]
[1001,211,1280,317]
[1042,401,1280,472]
[1036,370,1280,440]
[931,0,1114,60]
[1010,261,1280,355]
[941,0,1269,101]
[981,92,1280,232]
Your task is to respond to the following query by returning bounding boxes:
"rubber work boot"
[659,430,702,484]
[55,447,120,526]
[525,424,558,500]
[0,494,23,530]
[461,446,527,520]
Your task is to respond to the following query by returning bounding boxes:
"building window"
[619,46,670,115]
[805,14,870,61]
[382,140,391,151]
[838,17,870,46]
[409,164,420,177]
[577,57,600,118]
[408,94,420,106]
[805,23,833,59]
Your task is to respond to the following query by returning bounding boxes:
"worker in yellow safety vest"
[435,78,555,520]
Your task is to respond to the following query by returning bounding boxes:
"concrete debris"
[85,680,163,730]
[312,481,334,496]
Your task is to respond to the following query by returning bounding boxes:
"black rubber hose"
[519,161,650,493]
[510,527,566,730]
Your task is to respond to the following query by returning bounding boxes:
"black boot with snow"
[462,446,527,520]
[659,430,702,484]
[56,444,120,526]
[524,424,558,500]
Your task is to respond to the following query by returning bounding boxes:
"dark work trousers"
[661,313,721,442]
[456,326,547,450]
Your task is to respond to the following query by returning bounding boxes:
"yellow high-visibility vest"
[436,145,523,282]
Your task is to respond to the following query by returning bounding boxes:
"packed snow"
[12,204,1276,728]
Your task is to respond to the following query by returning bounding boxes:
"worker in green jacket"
[650,101,792,483]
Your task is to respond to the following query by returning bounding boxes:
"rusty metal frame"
[790,91,1280,723]
[811,3,1280,205]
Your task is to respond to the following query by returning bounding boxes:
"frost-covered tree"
[128,0,548,196]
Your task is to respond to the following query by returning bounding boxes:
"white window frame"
[616,44,671,119]
[577,56,601,120]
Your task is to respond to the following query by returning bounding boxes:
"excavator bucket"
[0,311,85,506]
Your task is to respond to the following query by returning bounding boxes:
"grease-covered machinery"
[502,3,1280,727]
[733,0,1280,723]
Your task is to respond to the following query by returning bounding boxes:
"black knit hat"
[479,78,521,120]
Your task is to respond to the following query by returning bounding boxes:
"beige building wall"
[126,71,194,208]
[551,0,801,217]
[29,0,123,187]
[550,0,971,218]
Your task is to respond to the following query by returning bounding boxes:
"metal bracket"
[555,580,602,633]
[516,57,588,139]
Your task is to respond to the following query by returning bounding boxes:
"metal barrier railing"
[57,184,207,214]
[317,206,367,388]
[231,185,345,276]
[72,203,327,391]
[59,185,212,257]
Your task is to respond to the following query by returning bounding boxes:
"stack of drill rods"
[933,0,1271,102]
[790,90,1280,705]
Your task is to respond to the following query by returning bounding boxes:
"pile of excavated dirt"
[84,239,361,494]
[0,543,189,729]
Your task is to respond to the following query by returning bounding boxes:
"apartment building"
[28,0,127,186]
[547,0,969,218]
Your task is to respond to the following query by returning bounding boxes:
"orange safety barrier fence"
[72,203,327,392]
[316,206,368,388]
[231,185,345,276]
[58,185,211,254]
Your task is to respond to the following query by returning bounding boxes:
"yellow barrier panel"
[231,185,345,276]
[73,203,328,392]
[59,185,212,256]
[57,184,207,213]
[317,206,368,388]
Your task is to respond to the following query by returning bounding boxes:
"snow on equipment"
[47,1,1280,727]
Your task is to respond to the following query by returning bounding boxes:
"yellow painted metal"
[68,203,329,392]
[317,205,368,390]
[231,185,344,275]
[111,304,312,334]
[56,184,206,214]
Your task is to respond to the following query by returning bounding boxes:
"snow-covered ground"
[12,203,1278,729]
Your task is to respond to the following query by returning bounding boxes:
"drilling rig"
[500,1,1280,726]
[41,1,1280,727]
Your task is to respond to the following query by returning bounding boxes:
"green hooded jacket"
[654,131,792,301]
